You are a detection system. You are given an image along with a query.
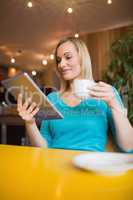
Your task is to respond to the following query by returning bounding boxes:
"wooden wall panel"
[83,26,132,80]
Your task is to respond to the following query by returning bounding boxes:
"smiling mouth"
[62,69,71,74]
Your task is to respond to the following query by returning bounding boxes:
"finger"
[27,102,37,114]
[89,90,107,98]
[89,85,109,93]
[92,91,115,102]
[17,93,23,111]
[22,97,32,110]
[30,107,39,116]
[98,81,112,88]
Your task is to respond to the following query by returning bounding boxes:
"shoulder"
[112,86,120,96]
[112,86,124,108]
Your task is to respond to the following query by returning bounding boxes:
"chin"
[62,76,77,81]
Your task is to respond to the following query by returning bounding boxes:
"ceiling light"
[32,70,37,76]
[67,8,73,14]
[50,54,54,60]
[10,58,15,64]
[27,1,33,8]
[42,59,48,65]
[74,33,79,38]
[8,67,17,77]
[107,0,112,4]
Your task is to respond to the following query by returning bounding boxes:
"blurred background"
[0,0,133,145]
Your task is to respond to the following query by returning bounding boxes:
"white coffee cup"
[74,79,96,98]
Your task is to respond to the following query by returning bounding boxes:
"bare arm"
[109,99,133,151]
[25,119,47,147]
[17,94,48,148]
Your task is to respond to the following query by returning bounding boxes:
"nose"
[59,58,67,69]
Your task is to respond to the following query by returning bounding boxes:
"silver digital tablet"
[2,72,63,120]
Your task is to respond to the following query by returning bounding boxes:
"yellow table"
[0,145,133,200]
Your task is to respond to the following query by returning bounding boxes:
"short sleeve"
[40,120,52,147]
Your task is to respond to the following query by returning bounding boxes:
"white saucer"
[73,152,133,176]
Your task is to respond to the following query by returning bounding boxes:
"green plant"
[103,28,133,125]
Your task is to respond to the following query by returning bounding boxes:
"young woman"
[17,37,133,152]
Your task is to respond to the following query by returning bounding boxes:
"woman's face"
[56,41,81,81]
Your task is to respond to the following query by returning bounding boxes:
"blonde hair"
[55,37,93,93]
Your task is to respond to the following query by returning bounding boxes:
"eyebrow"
[57,52,72,59]
[64,51,71,55]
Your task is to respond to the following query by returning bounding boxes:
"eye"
[66,55,72,60]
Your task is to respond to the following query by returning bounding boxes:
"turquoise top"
[40,88,129,152]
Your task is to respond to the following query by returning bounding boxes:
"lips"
[61,69,72,74]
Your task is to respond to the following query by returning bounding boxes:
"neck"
[60,77,81,95]
[66,79,76,94]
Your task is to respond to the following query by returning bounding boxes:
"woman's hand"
[17,94,39,123]
[89,81,117,107]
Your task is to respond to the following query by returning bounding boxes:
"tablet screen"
[2,72,63,120]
